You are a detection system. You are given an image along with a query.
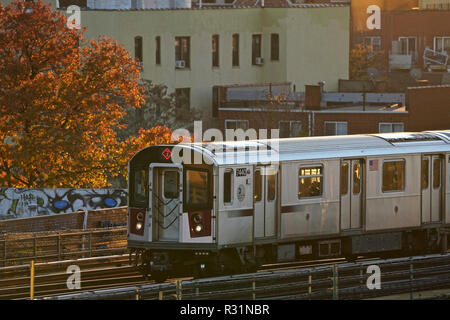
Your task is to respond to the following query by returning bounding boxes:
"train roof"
[130,130,450,167]
[186,130,450,165]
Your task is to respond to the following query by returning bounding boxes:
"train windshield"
[131,169,148,208]
[184,169,210,210]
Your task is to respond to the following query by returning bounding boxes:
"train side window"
[267,173,276,201]
[254,169,262,202]
[298,165,323,198]
[185,169,210,210]
[422,159,429,190]
[382,160,405,192]
[164,171,179,199]
[223,169,234,204]
[353,163,361,195]
[433,158,441,189]
[340,163,348,195]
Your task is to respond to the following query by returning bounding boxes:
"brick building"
[217,83,450,138]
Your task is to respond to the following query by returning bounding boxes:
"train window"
[164,171,179,199]
[433,158,441,189]
[267,173,276,201]
[422,159,429,190]
[223,169,233,204]
[254,170,262,202]
[382,160,405,192]
[131,169,148,207]
[340,163,348,195]
[353,163,361,195]
[185,169,209,208]
[298,166,323,198]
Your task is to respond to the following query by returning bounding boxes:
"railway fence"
[44,253,450,300]
[0,227,127,267]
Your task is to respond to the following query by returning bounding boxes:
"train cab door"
[340,160,363,230]
[254,165,278,239]
[422,155,443,223]
[149,164,182,242]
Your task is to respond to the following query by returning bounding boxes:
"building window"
[212,86,219,118]
[298,166,323,199]
[232,34,239,67]
[135,36,143,63]
[398,37,417,55]
[379,122,404,133]
[363,36,381,52]
[382,160,405,192]
[212,34,219,67]
[175,36,190,69]
[252,34,262,65]
[279,121,302,138]
[434,37,450,54]
[223,169,233,204]
[155,36,161,65]
[271,33,279,61]
[225,120,249,130]
[254,169,262,202]
[267,173,276,201]
[324,121,347,136]
[175,88,190,119]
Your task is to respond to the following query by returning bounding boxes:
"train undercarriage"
[130,227,450,283]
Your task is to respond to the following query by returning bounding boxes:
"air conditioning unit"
[255,57,264,65]
[176,60,186,69]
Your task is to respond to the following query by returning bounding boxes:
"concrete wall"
[0,188,127,220]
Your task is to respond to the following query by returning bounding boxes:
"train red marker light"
[161,148,172,160]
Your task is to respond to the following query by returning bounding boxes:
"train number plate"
[236,168,248,177]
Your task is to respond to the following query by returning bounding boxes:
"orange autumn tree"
[0,0,174,188]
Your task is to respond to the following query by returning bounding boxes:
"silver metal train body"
[127,131,450,281]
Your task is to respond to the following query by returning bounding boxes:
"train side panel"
[365,154,421,231]
[279,159,340,239]
[446,153,450,224]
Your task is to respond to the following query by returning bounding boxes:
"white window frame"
[434,36,450,53]
[279,120,302,138]
[398,36,417,55]
[324,121,348,136]
[225,119,249,130]
[363,36,382,52]
[379,122,404,133]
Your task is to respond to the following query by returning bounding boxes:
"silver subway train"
[127,130,450,281]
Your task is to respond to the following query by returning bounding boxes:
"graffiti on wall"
[0,188,128,220]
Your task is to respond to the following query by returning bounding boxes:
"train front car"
[127,144,216,281]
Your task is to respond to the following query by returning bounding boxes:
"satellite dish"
[410,68,423,80]
[367,67,379,80]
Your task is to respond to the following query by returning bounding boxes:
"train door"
[340,160,363,230]
[150,164,182,241]
[422,155,443,223]
[254,166,278,238]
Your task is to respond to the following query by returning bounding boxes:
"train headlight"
[136,222,143,231]
[194,224,203,233]
[137,212,144,221]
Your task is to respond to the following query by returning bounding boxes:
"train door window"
[254,169,262,202]
[223,169,234,204]
[267,173,276,201]
[185,169,210,210]
[164,171,179,199]
[353,163,361,195]
[433,158,441,189]
[422,158,429,190]
[340,163,349,195]
[382,160,405,192]
[298,165,323,198]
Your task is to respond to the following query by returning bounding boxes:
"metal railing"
[0,228,127,267]
[45,253,450,300]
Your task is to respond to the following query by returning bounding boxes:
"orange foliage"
[0,1,173,188]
